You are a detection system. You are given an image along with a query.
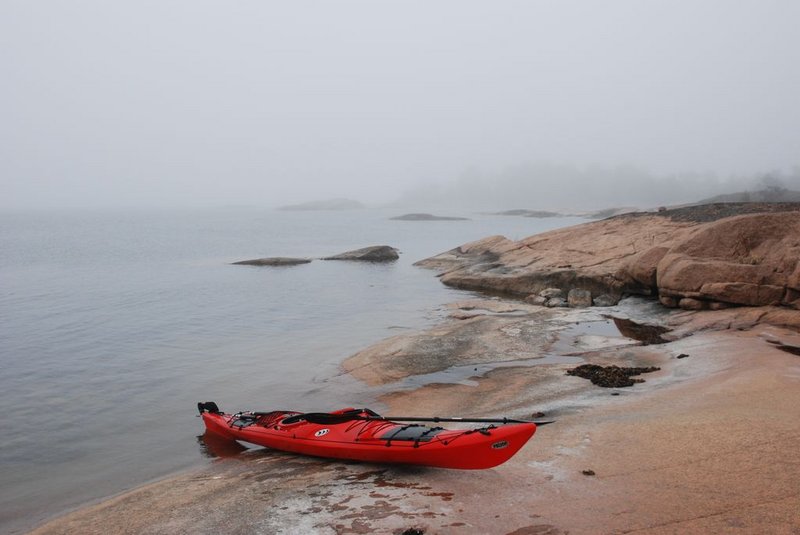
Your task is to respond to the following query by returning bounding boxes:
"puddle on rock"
[373,319,645,395]
[549,319,638,355]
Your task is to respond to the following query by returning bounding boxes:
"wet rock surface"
[566,364,661,387]
[343,304,560,386]
[31,451,472,535]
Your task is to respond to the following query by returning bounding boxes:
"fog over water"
[2,1,799,210]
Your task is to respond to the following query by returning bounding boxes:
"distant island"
[390,213,470,221]
[490,209,562,218]
[277,198,365,211]
[583,207,640,219]
[488,208,640,219]
[697,188,800,204]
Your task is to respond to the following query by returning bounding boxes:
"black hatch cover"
[380,425,444,442]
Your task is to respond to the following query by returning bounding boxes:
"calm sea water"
[0,207,583,533]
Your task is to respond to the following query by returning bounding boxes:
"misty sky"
[2,1,799,209]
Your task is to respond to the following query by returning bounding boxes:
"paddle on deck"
[279,411,555,426]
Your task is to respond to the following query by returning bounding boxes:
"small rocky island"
[277,198,365,211]
[233,246,400,266]
[491,209,562,218]
[231,257,311,266]
[322,245,399,262]
[390,213,469,221]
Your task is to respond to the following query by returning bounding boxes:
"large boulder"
[657,213,800,308]
[323,246,399,262]
[568,289,593,308]
[626,246,670,291]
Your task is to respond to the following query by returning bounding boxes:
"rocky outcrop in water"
[391,213,469,221]
[323,245,399,262]
[416,203,800,312]
[277,199,365,211]
[232,257,311,266]
[491,209,562,218]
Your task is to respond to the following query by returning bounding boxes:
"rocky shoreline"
[30,204,800,534]
[417,203,800,311]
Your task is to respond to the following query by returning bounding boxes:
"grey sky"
[2,1,799,209]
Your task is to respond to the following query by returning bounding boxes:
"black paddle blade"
[197,401,221,415]
[532,420,556,426]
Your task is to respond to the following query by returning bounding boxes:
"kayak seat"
[281,409,364,426]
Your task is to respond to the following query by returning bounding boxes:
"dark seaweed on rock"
[566,364,661,388]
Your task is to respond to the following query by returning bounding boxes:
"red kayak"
[198,402,540,470]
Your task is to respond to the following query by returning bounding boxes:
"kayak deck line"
[198,402,542,469]
[231,412,494,448]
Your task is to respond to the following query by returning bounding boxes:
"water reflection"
[196,432,248,458]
